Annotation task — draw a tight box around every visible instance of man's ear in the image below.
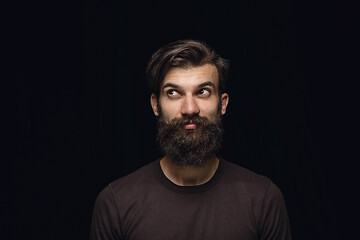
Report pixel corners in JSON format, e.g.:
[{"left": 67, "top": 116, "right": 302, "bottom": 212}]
[
  {"left": 150, "top": 94, "right": 159, "bottom": 116},
  {"left": 220, "top": 93, "right": 229, "bottom": 115}
]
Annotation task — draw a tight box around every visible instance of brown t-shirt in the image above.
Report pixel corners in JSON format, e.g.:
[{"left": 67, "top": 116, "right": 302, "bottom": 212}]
[{"left": 90, "top": 159, "right": 291, "bottom": 240}]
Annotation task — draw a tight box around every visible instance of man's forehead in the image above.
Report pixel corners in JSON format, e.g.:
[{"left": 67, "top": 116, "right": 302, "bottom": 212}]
[
  {"left": 162, "top": 64, "right": 219, "bottom": 85},
  {"left": 161, "top": 64, "right": 219, "bottom": 89}
]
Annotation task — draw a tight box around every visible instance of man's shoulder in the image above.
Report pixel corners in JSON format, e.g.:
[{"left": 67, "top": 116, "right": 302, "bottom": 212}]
[
  {"left": 222, "top": 159, "right": 268, "bottom": 180},
  {"left": 221, "top": 159, "right": 272, "bottom": 193},
  {"left": 108, "top": 160, "right": 160, "bottom": 193},
  {"left": 93, "top": 160, "right": 160, "bottom": 216}
]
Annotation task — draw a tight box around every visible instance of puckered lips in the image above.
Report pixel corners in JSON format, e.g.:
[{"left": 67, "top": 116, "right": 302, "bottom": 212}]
[{"left": 183, "top": 120, "right": 196, "bottom": 130}]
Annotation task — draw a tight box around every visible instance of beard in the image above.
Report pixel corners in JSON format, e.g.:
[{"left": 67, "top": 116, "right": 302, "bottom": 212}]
[{"left": 156, "top": 113, "right": 223, "bottom": 168}]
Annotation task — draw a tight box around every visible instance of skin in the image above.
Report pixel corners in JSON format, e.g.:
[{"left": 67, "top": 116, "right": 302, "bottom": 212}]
[{"left": 150, "top": 64, "right": 229, "bottom": 186}]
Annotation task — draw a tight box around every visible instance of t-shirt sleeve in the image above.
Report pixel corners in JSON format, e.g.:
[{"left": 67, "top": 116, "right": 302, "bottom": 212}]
[
  {"left": 258, "top": 180, "right": 292, "bottom": 240},
  {"left": 90, "top": 185, "right": 123, "bottom": 240}
]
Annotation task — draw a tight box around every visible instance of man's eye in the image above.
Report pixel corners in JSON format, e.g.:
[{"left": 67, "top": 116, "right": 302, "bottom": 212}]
[
  {"left": 198, "top": 89, "right": 210, "bottom": 96},
  {"left": 167, "top": 90, "right": 180, "bottom": 97}
]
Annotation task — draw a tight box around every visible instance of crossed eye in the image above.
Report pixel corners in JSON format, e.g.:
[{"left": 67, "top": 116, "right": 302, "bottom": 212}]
[
  {"left": 198, "top": 89, "right": 210, "bottom": 96},
  {"left": 167, "top": 89, "right": 211, "bottom": 98},
  {"left": 168, "top": 89, "right": 180, "bottom": 96}
]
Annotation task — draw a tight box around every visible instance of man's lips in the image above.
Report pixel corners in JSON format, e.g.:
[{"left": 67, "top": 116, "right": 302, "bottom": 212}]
[{"left": 184, "top": 122, "right": 196, "bottom": 129}]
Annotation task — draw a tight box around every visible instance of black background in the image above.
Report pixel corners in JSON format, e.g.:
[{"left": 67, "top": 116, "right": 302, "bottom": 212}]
[{"left": 9, "top": 0, "right": 357, "bottom": 239}]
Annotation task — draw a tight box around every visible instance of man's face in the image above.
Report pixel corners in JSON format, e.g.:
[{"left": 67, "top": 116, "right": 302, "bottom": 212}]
[
  {"left": 151, "top": 64, "right": 229, "bottom": 123},
  {"left": 150, "top": 64, "right": 229, "bottom": 167}
]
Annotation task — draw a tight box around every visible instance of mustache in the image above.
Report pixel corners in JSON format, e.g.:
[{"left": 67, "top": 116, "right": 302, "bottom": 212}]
[{"left": 158, "top": 115, "right": 216, "bottom": 129}]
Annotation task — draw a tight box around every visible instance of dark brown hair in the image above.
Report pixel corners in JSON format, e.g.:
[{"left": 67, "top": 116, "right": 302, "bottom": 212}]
[{"left": 146, "top": 39, "right": 230, "bottom": 97}]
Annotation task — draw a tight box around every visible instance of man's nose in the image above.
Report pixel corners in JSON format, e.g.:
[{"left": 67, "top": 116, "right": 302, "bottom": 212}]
[{"left": 181, "top": 95, "right": 200, "bottom": 116}]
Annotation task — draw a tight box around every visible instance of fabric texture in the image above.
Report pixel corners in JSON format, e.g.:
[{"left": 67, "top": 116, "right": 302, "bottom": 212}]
[{"left": 90, "top": 159, "right": 291, "bottom": 240}]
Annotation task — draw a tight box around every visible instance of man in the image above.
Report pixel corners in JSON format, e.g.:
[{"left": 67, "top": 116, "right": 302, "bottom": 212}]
[{"left": 90, "top": 39, "right": 292, "bottom": 240}]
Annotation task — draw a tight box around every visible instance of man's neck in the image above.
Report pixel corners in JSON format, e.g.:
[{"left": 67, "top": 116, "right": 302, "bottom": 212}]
[{"left": 160, "top": 156, "right": 219, "bottom": 186}]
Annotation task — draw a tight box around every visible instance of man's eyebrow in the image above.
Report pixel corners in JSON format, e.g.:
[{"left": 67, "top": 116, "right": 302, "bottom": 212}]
[
  {"left": 162, "top": 83, "right": 181, "bottom": 90},
  {"left": 198, "top": 81, "right": 216, "bottom": 89},
  {"left": 162, "top": 81, "right": 216, "bottom": 90}
]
